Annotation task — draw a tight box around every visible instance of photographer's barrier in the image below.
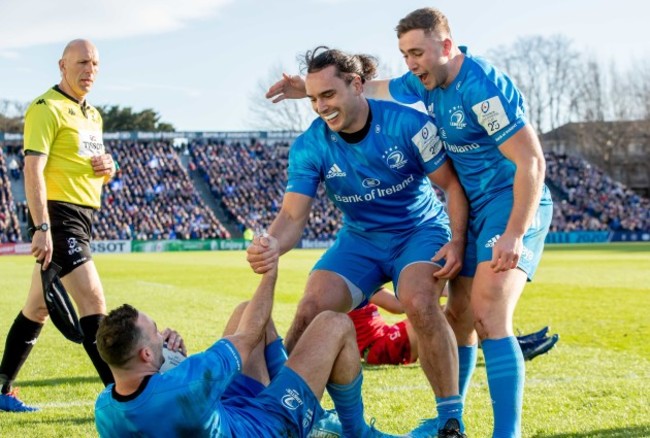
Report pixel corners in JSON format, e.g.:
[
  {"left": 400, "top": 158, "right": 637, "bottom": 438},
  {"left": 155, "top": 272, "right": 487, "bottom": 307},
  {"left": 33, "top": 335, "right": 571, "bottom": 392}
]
[
  {"left": 2, "top": 232, "right": 648, "bottom": 257},
  {"left": 545, "top": 231, "right": 650, "bottom": 244},
  {"left": 131, "top": 239, "right": 249, "bottom": 252},
  {"left": 90, "top": 240, "right": 132, "bottom": 253}
]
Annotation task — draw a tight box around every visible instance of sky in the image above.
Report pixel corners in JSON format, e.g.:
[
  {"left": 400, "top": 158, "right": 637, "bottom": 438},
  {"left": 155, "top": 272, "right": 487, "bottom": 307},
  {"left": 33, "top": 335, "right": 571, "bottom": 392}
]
[{"left": 0, "top": 0, "right": 648, "bottom": 132}]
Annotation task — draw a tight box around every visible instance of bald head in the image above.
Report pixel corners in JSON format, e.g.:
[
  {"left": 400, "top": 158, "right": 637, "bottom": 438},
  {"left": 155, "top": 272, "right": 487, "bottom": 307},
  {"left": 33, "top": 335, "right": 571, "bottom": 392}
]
[
  {"left": 58, "top": 39, "right": 99, "bottom": 101},
  {"left": 61, "top": 39, "right": 96, "bottom": 59}
]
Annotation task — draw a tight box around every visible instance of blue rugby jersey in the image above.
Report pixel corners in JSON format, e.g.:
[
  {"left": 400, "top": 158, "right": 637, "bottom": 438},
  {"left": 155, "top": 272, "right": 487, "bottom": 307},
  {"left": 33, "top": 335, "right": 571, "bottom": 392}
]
[
  {"left": 389, "top": 46, "right": 552, "bottom": 212},
  {"left": 95, "top": 339, "right": 278, "bottom": 437},
  {"left": 287, "top": 98, "right": 449, "bottom": 232}
]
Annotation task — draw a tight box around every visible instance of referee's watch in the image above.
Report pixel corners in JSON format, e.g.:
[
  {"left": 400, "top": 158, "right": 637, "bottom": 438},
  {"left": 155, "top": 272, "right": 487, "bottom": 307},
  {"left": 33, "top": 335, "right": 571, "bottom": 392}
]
[{"left": 35, "top": 223, "right": 50, "bottom": 232}]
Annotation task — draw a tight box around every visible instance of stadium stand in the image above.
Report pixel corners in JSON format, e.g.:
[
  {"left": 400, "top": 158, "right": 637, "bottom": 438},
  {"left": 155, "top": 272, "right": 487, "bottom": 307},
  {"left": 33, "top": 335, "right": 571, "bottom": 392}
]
[
  {"left": 0, "top": 148, "right": 22, "bottom": 243},
  {"left": 545, "top": 152, "right": 649, "bottom": 231},
  {"left": 189, "top": 139, "right": 343, "bottom": 240},
  {"left": 94, "top": 140, "right": 231, "bottom": 240},
  {"left": 2, "top": 140, "right": 648, "bottom": 242}
]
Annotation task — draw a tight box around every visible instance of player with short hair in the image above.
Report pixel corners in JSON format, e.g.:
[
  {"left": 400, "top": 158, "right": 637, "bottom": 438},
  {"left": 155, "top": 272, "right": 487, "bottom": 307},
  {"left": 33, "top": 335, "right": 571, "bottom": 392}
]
[
  {"left": 265, "top": 9, "right": 553, "bottom": 436},
  {"left": 95, "top": 235, "right": 399, "bottom": 438},
  {"left": 248, "top": 46, "right": 469, "bottom": 437},
  {"left": 0, "top": 39, "right": 116, "bottom": 413}
]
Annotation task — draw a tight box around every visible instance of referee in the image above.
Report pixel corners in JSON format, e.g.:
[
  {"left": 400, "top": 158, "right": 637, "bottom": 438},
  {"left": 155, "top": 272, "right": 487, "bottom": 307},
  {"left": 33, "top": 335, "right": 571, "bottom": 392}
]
[{"left": 0, "top": 39, "right": 116, "bottom": 412}]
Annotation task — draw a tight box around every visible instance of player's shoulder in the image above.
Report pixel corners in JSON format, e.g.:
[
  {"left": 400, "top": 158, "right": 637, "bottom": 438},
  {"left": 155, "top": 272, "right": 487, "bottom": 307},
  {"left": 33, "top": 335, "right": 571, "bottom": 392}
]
[
  {"left": 26, "top": 87, "right": 60, "bottom": 113},
  {"left": 460, "top": 48, "right": 517, "bottom": 93},
  {"left": 94, "top": 385, "right": 114, "bottom": 409},
  {"left": 369, "top": 99, "right": 430, "bottom": 136},
  {"left": 292, "top": 118, "right": 330, "bottom": 151}
]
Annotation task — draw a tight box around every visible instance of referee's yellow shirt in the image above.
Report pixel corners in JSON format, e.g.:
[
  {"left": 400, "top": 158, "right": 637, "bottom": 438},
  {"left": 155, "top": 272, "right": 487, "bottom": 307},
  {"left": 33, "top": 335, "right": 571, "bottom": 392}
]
[{"left": 24, "top": 86, "right": 105, "bottom": 209}]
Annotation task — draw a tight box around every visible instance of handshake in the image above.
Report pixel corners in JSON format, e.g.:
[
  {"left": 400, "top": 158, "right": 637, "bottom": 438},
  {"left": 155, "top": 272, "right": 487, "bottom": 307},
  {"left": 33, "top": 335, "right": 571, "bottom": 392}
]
[{"left": 247, "top": 233, "right": 280, "bottom": 274}]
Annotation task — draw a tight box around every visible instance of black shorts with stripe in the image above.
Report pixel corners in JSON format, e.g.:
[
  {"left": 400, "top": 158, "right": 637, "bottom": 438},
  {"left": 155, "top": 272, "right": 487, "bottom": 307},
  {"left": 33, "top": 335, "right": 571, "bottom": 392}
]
[{"left": 28, "top": 201, "right": 94, "bottom": 277}]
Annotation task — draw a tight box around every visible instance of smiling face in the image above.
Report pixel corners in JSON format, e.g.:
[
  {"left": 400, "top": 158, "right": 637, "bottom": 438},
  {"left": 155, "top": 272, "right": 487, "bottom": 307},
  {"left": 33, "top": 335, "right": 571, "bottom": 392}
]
[
  {"left": 58, "top": 39, "right": 99, "bottom": 101},
  {"left": 305, "top": 65, "right": 367, "bottom": 133},
  {"left": 398, "top": 29, "right": 451, "bottom": 90}
]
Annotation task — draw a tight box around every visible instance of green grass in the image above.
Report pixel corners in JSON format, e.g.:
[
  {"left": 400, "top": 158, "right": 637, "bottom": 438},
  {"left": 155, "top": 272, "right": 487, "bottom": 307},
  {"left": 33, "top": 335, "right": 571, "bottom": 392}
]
[{"left": 1, "top": 243, "right": 649, "bottom": 437}]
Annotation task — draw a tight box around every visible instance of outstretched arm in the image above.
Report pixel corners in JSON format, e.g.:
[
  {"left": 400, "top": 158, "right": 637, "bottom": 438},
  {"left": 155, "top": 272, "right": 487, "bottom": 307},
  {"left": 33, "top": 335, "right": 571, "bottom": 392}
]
[
  {"left": 226, "top": 235, "right": 279, "bottom": 365},
  {"left": 247, "top": 192, "right": 313, "bottom": 273},
  {"left": 266, "top": 74, "right": 395, "bottom": 102}
]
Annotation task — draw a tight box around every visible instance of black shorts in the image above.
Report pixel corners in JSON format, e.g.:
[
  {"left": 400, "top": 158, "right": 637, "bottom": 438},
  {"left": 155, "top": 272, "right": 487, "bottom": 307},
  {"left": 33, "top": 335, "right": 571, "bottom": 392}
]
[{"left": 28, "top": 201, "right": 94, "bottom": 277}]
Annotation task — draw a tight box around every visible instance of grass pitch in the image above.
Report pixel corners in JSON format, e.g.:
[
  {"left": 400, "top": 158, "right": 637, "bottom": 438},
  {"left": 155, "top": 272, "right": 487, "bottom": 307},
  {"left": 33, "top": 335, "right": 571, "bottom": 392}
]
[{"left": 0, "top": 243, "right": 649, "bottom": 437}]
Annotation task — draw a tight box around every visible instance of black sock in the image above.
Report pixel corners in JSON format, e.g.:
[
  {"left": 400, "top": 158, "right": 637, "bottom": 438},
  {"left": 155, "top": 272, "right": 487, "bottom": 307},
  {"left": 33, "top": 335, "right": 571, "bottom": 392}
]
[
  {"left": 80, "top": 314, "right": 114, "bottom": 386},
  {"left": 0, "top": 312, "right": 43, "bottom": 394}
]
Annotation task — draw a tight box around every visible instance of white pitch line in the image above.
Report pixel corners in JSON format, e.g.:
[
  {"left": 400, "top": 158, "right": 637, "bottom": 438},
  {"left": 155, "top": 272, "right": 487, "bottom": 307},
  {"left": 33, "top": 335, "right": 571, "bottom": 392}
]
[{"left": 39, "top": 400, "right": 95, "bottom": 408}]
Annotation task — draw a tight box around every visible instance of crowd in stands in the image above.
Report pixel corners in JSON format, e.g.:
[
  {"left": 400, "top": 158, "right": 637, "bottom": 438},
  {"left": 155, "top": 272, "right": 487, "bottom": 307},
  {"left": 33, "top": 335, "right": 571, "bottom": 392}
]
[
  {"left": 190, "top": 139, "right": 342, "bottom": 240},
  {"left": 95, "top": 141, "right": 230, "bottom": 241},
  {"left": 545, "top": 152, "right": 649, "bottom": 232},
  {"left": 0, "top": 148, "right": 22, "bottom": 243},
  {"left": 2, "top": 141, "right": 649, "bottom": 244}
]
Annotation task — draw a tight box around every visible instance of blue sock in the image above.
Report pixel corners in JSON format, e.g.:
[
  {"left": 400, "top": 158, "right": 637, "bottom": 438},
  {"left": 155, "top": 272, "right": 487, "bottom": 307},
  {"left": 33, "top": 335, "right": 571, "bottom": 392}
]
[
  {"left": 436, "top": 395, "right": 464, "bottom": 432},
  {"left": 264, "top": 337, "right": 288, "bottom": 380},
  {"left": 482, "top": 336, "right": 524, "bottom": 438},
  {"left": 327, "top": 372, "right": 369, "bottom": 437},
  {"left": 458, "top": 344, "right": 478, "bottom": 402}
]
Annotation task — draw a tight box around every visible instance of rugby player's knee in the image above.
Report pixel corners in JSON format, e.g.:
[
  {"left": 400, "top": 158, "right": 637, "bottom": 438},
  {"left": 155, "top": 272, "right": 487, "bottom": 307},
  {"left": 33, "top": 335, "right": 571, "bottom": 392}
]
[
  {"left": 472, "top": 308, "right": 501, "bottom": 339},
  {"left": 313, "top": 311, "right": 354, "bottom": 337},
  {"left": 402, "top": 290, "right": 439, "bottom": 315}
]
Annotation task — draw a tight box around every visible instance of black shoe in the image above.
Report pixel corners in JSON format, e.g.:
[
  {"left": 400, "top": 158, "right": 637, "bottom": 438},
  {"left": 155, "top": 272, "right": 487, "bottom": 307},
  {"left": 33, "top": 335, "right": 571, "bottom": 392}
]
[
  {"left": 438, "top": 419, "right": 466, "bottom": 438},
  {"left": 520, "top": 334, "right": 559, "bottom": 361},
  {"left": 516, "top": 326, "right": 549, "bottom": 343}
]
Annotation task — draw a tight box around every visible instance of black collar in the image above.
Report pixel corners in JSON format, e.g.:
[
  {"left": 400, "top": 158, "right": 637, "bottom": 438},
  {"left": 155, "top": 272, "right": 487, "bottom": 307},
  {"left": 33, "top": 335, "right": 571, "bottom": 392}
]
[
  {"left": 53, "top": 85, "right": 89, "bottom": 118},
  {"left": 338, "top": 106, "right": 372, "bottom": 144},
  {"left": 111, "top": 374, "right": 153, "bottom": 402},
  {"left": 53, "top": 85, "right": 83, "bottom": 104}
]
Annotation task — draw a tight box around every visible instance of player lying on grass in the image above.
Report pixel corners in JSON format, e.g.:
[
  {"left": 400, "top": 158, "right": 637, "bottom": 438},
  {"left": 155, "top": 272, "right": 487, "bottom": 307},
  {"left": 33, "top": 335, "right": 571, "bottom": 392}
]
[
  {"left": 351, "top": 288, "right": 559, "bottom": 366},
  {"left": 94, "top": 234, "right": 400, "bottom": 438}
]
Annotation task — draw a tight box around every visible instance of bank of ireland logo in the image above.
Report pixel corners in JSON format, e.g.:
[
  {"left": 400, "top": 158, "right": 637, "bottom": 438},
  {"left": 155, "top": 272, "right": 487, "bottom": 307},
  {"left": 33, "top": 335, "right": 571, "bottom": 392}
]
[
  {"left": 382, "top": 146, "right": 408, "bottom": 170},
  {"left": 450, "top": 110, "right": 467, "bottom": 129},
  {"left": 362, "top": 178, "right": 380, "bottom": 188},
  {"left": 281, "top": 388, "right": 303, "bottom": 410},
  {"left": 481, "top": 101, "right": 490, "bottom": 113}
]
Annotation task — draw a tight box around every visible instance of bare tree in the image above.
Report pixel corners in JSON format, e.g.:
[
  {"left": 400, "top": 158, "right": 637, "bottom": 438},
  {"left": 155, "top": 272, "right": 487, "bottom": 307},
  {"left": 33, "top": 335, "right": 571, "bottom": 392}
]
[
  {"left": 0, "top": 99, "right": 28, "bottom": 133},
  {"left": 488, "top": 35, "right": 582, "bottom": 134},
  {"left": 570, "top": 56, "right": 606, "bottom": 122},
  {"left": 625, "top": 60, "right": 650, "bottom": 120},
  {"left": 248, "top": 64, "right": 314, "bottom": 132}
]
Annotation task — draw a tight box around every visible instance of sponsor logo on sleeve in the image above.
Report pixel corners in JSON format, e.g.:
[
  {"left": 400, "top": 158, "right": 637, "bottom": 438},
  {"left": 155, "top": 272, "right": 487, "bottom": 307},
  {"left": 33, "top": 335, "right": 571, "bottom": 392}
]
[
  {"left": 412, "top": 121, "right": 443, "bottom": 162},
  {"left": 472, "top": 96, "right": 510, "bottom": 135}
]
